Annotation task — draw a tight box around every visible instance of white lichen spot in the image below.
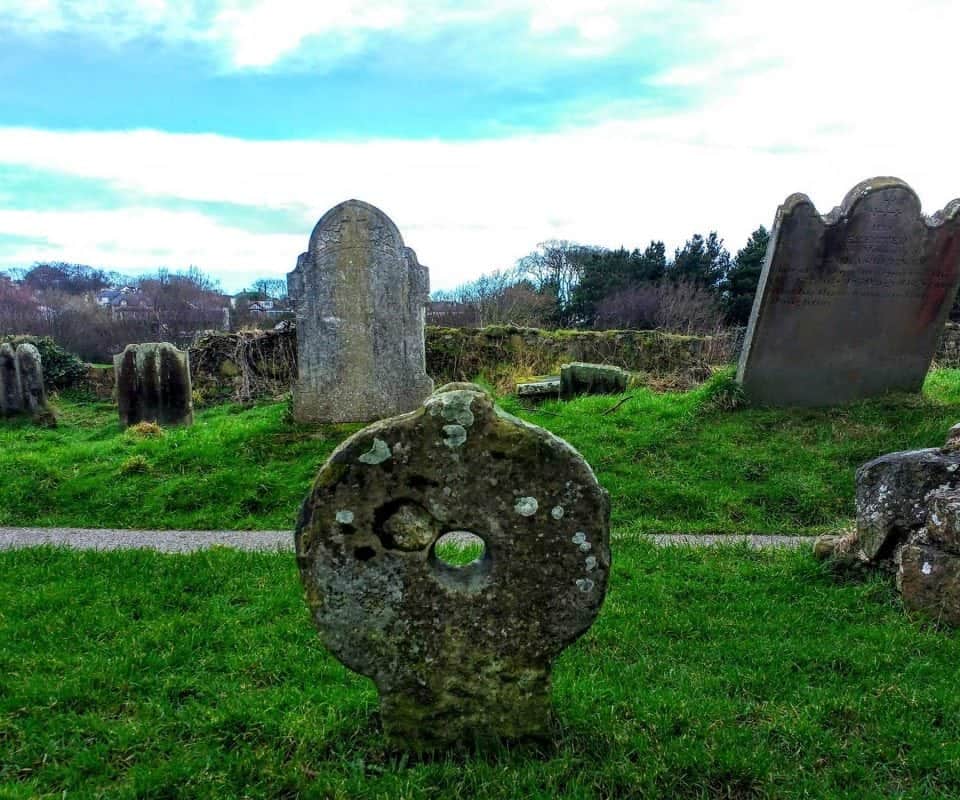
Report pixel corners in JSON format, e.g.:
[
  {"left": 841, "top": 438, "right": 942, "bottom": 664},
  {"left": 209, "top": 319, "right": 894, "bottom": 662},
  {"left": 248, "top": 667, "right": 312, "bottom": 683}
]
[
  {"left": 585, "top": 555, "right": 597, "bottom": 571},
  {"left": 358, "top": 438, "right": 392, "bottom": 465},
  {"left": 580, "top": 542, "right": 592, "bottom": 552},
  {"left": 442, "top": 424, "right": 467, "bottom": 449},
  {"left": 443, "top": 486, "right": 452, "bottom": 497},
  {"left": 922, "top": 561, "right": 933, "bottom": 575},
  {"left": 949, "top": 464, "right": 958, "bottom": 473},
  {"left": 551, "top": 505, "right": 565, "bottom": 520},
  {"left": 576, "top": 578, "right": 594, "bottom": 593},
  {"left": 335, "top": 510, "right": 354, "bottom": 525},
  {"left": 572, "top": 531, "right": 587, "bottom": 545},
  {"left": 515, "top": 496, "right": 539, "bottom": 516}
]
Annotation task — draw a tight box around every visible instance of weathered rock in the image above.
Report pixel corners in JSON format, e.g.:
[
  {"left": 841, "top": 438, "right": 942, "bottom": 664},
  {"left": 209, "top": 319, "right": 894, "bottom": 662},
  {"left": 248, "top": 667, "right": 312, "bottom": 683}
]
[
  {"left": 114, "top": 343, "right": 193, "bottom": 428},
  {"left": 559, "top": 362, "right": 629, "bottom": 399},
  {"left": 918, "top": 486, "right": 960, "bottom": 554},
  {"left": 899, "top": 544, "right": 960, "bottom": 626},
  {"left": 295, "top": 382, "right": 611, "bottom": 750},
  {"left": 853, "top": 446, "right": 960, "bottom": 563},
  {"left": 0, "top": 343, "right": 23, "bottom": 416},
  {"left": 738, "top": 177, "right": 960, "bottom": 406},
  {"left": 286, "top": 199, "right": 433, "bottom": 423}
]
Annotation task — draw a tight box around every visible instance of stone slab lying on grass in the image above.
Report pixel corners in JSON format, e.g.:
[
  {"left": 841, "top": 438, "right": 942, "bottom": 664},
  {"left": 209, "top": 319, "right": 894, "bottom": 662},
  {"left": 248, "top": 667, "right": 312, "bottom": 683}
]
[
  {"left": 516, "top": 376, "right": 559, "bottom": 398},
  {"left": 294, "top": 382, "right": 611, "bottom": 750},
  {"left": 559, "top": 362, "right": 629, "bottom": 398}
]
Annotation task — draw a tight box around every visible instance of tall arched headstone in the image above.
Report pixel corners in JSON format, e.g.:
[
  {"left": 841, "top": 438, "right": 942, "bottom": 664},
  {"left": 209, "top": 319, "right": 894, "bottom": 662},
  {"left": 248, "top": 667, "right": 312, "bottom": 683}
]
[
  {"left": 737, "top": 177, "right": 960, "bottom": 406},
  {"left": 114, "top": 342, "right": 193, "bottom": 428},
  {"left": 286, "top": 199, "right": 433, "bottom": 423}
]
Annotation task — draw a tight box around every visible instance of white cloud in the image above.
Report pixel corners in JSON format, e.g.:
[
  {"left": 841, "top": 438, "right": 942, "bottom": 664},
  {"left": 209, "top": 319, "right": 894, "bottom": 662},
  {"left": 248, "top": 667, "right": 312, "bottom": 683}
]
[{"left": 1, "top": 0, "right": 959, "bottom": 291}]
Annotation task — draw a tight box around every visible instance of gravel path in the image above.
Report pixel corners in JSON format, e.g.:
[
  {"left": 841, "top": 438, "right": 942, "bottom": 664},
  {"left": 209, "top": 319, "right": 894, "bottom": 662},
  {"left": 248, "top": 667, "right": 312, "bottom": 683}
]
[{"left": 0, "top": 527, "right": 809, "bottom": 553}]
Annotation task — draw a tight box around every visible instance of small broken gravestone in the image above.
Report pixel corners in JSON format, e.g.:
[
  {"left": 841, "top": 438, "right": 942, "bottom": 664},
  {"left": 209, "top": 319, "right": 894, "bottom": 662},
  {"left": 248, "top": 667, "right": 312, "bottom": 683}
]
[
  {"left": 0, "top": 342, "right": 51, "bottom": 421},
  {"left": 114, "top": 342, "right": 193, "bottom": 428},
  {"left": 294, "top": 382, "right": 611, "bottom": 749},
  {"left": 737, "top": 177, "right": 960, "bottom": 406},
  {"left": 815, "top": 424, "right": 960, "bottom": 626},
  {"left": 560, "top": 362, "right": 629, "bottom": 399},
  {"left": 286, "top": 199, "right": 434, "bottom": 423}
]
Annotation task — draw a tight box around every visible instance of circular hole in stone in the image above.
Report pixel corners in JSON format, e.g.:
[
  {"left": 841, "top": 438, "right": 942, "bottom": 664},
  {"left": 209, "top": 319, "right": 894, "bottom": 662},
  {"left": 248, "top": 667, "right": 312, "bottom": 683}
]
[
  {"left": 432, "top": 531, "right": 486, "bottom": 568},
  {"left": 353, "top": 546, "right": 376, "bottom": 561}
]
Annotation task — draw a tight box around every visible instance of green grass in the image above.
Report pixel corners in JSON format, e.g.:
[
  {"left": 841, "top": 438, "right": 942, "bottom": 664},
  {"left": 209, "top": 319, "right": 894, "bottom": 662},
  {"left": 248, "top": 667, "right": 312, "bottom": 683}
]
[
  {"left": 2, "top": 543, "right": 959, "bottom": 798},
  {"left": 3, "top": 371, "right": 960, "bottom": 534}
]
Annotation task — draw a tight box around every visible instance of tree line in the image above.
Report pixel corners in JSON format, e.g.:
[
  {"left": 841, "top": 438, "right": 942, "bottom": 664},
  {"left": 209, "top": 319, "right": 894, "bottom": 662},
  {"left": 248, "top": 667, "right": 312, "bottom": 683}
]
[{"left": 432, "top": 228, "right": 770, "bottom": 333}]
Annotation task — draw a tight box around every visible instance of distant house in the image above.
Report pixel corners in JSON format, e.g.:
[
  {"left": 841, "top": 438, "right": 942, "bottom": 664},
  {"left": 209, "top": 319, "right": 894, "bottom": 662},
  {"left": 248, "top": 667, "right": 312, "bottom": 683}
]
[
  {"left": 245, "top": 298, "right": 291, "bottom": 317},
  {"left": 96, "top": 287, "right": 152, "bottom": 320}
]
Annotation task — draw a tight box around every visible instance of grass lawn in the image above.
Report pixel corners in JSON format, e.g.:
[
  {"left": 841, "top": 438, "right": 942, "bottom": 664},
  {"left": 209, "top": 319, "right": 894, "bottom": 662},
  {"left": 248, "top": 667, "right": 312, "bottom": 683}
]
[
  {"left": 2, "top": 543, "right": 959, "bottom": 798},
  {"left": 3, "top": 370, "right": 960, "bottom": 534}
]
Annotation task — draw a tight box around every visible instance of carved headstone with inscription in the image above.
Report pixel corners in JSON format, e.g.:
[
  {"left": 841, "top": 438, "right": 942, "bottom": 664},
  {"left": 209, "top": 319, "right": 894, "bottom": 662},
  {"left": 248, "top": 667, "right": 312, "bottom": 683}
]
[
  {"left": 738, "top": 177, "right": 960, "bottom": 406},
  {"left": 287, "top": 199, "right": 433, "bottom": 423}
]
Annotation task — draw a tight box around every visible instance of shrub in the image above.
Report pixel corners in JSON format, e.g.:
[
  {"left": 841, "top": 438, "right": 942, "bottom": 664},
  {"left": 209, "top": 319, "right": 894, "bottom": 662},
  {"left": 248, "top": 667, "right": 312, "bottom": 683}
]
[
  {"left": 0, "top": 335, "right": 87, "bottom": 392},
  {"left": 119, "top": 455, "right": 150, "bottom": 475},
  {"left": 125, "top": 421, "right": 164, "bottom": 439}
]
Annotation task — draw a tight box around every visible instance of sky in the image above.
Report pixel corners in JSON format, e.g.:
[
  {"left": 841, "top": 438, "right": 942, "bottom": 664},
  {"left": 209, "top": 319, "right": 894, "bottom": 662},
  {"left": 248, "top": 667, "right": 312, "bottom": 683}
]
[{"left": 0, "top": 0, "right": 959, "bottom": 294}]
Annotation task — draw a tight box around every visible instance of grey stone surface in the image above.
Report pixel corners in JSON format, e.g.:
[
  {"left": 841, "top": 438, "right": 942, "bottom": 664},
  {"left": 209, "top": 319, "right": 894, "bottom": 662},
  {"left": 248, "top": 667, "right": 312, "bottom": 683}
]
[
  {"left": 1, "top": 343, "right": 50, "bottom": 419},
  {"left": 294, "top": 382, "right": 611, "bottom": 749},
  {"left": 738, "top": 177, "right": 960, "bottom": 406},
  {"left": 560, "top": 362, "right": 629, "bottom": 398},
  {"left": 287, "top": 199, "right": 433, "bottom": 423},
  {"left": 16, "top": 344, "right": 47, "bottom": 415},
  {"left": 0, "top": 343, "right": 23, "bottom": 415},
  {"left": 114, "top": 342, "right": 193, "bottom": 428},
  {"left": 815, "top": 428, "right": 960, "bottom": 625},
  {"left": 516, "top": 376, "right": 560, "bottom": 398}
]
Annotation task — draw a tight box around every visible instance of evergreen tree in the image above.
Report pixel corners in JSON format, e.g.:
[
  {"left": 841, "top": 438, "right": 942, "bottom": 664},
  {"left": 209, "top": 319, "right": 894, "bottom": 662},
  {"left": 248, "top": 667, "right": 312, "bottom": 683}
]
[
  {"left": 721, "top": 226, "right": 769, "bottom": 325},
  {"left": 668, "top": 232, "right": 731, "bottom": 289}
]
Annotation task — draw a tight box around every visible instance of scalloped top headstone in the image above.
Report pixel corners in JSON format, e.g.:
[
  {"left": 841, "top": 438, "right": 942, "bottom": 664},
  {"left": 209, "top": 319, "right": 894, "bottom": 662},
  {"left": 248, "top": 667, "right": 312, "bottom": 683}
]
[
  {"left": 114, "top": 342, "right": 193, "bottom": 428},
  {"left": 737, "top": 177, "right": 960, "bottom": 406},
  {"left": 286, "top": 200, "right": 433, "bottom": 423},
  {"left": 294, "top": 383, "right": 611, "bottom": 750}
]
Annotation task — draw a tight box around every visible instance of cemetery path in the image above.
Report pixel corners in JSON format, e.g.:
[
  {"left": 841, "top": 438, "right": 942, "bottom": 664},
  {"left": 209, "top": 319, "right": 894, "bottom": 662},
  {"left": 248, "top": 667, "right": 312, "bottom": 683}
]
[{"left": 0, "top": 527, "right": 809, "bottom": 553}]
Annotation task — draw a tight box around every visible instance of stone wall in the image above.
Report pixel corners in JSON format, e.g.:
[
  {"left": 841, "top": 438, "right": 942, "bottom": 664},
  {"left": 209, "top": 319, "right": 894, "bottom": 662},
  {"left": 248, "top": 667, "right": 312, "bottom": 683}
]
[
  {"left": 78, "top": 325, "right": 745, "bottom": 404},
  {"left": 936, "top": 323, "right": 960, "bottom": 367}
]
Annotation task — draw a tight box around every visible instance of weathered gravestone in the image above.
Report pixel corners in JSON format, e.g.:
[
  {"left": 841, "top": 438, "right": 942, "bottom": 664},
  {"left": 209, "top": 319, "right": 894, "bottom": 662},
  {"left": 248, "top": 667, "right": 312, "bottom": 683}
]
[
  {"left": 114, "top": 342, "right": 193, "bottom": 428},
  {"left": 560, "top": 362, "right": 630, "bottom": 399},
  {"left": 287, "top": 199, "right": 433, "bottom": 423},
  {"left": 16, "top": 344, "right": 48, "bottom": 416},
  {"left": 295, "top": 382, "right": 611, "bottom": 749},
  {"left": 738, "top": 177, "right": 960, "bottom": 406},
  {"left": 815, "top": 424, "right": 960, "bottom": 626},
  {"left": 0, "top": 343, "right": 22, "bottom": 415},
  {"left": 0, "top": 343, "right": 50, "bottom": 419}
]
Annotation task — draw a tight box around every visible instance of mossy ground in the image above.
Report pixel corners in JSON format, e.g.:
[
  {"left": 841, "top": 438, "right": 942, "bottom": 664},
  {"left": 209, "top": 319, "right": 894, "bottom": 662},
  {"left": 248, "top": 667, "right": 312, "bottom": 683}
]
[
  {"left": 2, "top": 543, "right": 958, "bottom": 798},
  {"left": 4, "top": 370, "right": 960, "bottom": 534}
]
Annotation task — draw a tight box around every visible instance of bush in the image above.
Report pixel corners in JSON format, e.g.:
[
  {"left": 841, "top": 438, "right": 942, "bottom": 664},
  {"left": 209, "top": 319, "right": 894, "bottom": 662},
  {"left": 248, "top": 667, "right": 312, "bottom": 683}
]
[
  {"left": 125, "top": 421, "right": 164, "bottom": 439},
  {"left": 0, "top": 335, "right": 88, "bottom": 392}
]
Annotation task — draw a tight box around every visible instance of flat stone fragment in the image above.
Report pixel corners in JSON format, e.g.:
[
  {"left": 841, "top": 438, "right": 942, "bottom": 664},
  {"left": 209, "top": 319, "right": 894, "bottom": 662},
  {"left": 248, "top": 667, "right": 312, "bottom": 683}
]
[
  {"left": 114, "top": 342, "right": 193, "bottom": 428},
  {"left": 899, "top": 544, "right": 960, "bottom": 626},
  {"left": 560, "top": 362, "right": 629, "bottom": 399},
  {"left": 738, "top": 177, "right": 960, "bottom": 406},
  {"left": 516, "top": 377, "right": 560, "bottom": 398},
  {"left": 286, "top": 199, "right": 433, "bottom": 423},
  {"left": 294, "top": 382, "right": 611, "bottom": 750}
]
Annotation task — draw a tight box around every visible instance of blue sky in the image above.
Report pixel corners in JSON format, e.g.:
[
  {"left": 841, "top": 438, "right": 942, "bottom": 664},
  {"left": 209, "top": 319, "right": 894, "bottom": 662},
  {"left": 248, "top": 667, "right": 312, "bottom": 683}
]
[{"left": 0, "top": 0, "right": 958, "bottom": 292}]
